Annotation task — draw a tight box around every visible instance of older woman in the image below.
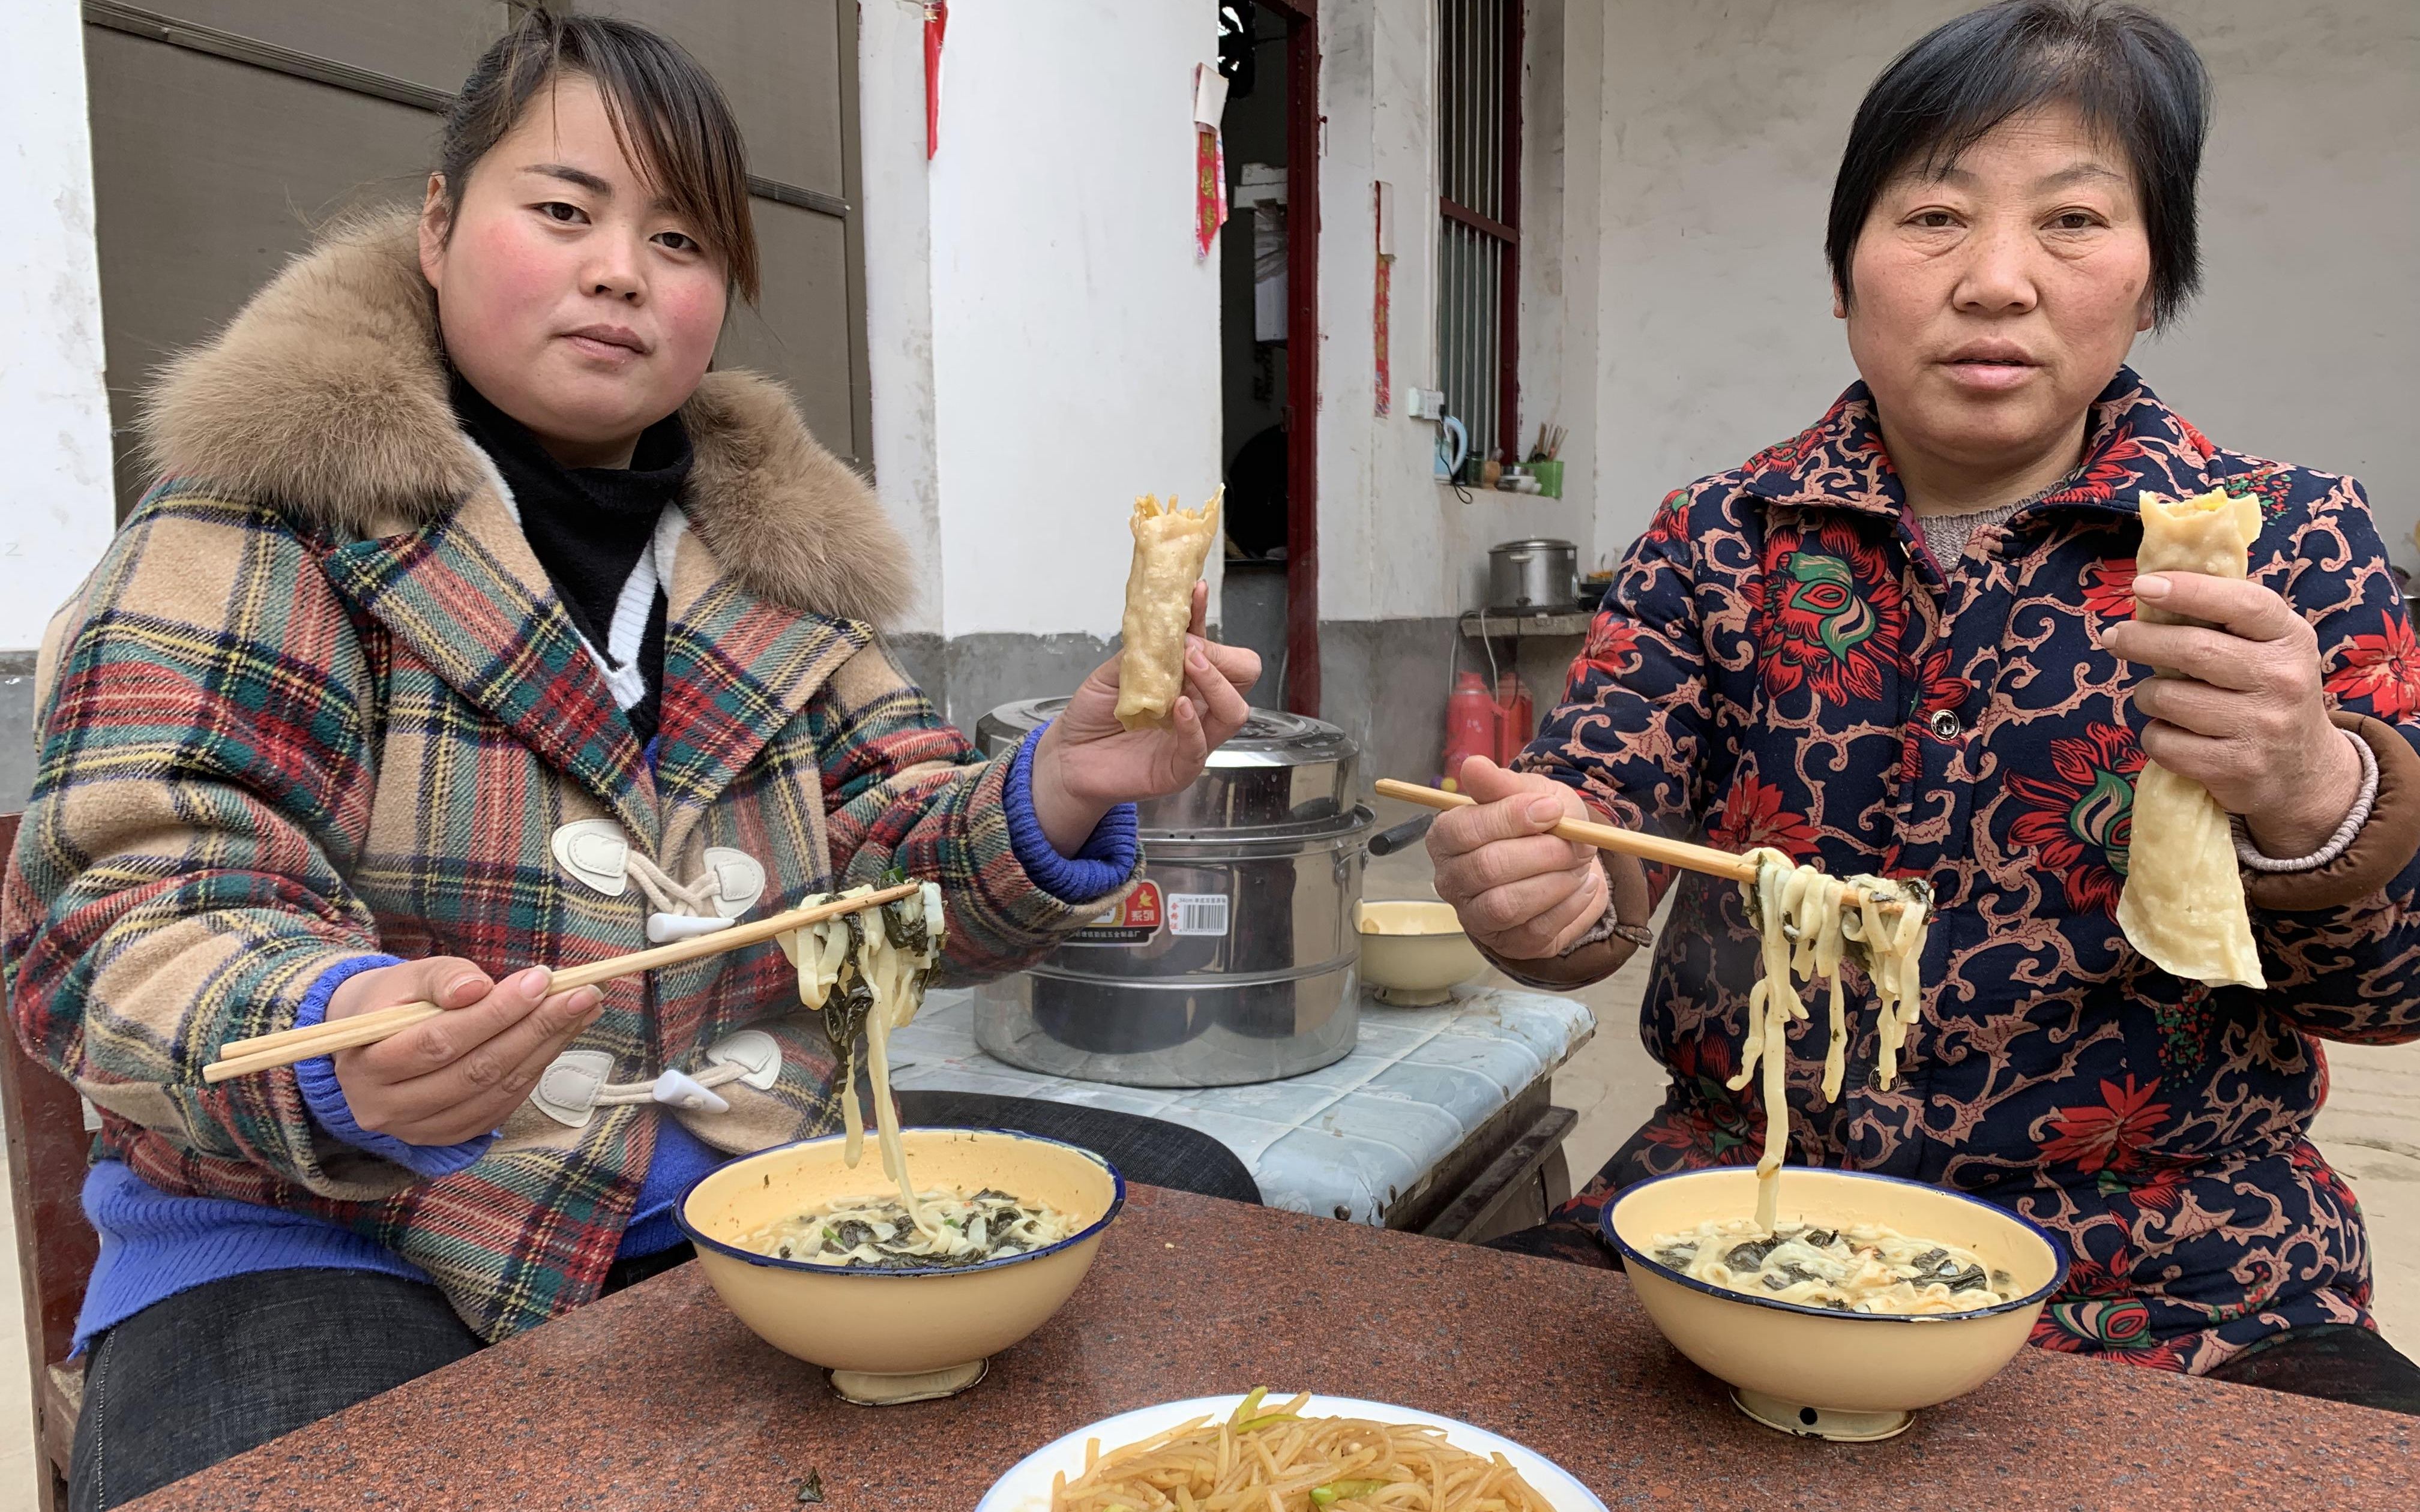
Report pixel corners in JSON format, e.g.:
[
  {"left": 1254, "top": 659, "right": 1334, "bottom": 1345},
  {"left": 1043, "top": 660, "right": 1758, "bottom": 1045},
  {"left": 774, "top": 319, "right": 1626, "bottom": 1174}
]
[{"left": 1433, "top": 0, "right": 2420, "bottom": 1412}]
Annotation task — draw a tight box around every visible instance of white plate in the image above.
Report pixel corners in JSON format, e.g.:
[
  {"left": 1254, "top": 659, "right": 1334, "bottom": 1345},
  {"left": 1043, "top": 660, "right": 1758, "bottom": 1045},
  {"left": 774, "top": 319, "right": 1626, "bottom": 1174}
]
[{"left": 977, "top": 1393, "right": 1608, "bottom": 1511}]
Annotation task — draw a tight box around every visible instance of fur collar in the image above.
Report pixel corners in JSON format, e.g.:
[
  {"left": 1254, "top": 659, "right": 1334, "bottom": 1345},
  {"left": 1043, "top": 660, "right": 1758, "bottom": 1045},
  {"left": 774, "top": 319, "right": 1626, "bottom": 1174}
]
[{"left": 139, "top": 211, "right": 913, "bottom": 627}]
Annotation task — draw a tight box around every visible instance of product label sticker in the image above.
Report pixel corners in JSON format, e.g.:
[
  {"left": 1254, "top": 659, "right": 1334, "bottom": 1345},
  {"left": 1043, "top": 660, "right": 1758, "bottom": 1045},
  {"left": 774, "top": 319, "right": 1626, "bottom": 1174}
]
[
  {"left": 1068, "top": 880, "right": 1163, "bottom": 946},
  {"left": 1166, "top": 892, "right": 1232, "bottom": 937}
]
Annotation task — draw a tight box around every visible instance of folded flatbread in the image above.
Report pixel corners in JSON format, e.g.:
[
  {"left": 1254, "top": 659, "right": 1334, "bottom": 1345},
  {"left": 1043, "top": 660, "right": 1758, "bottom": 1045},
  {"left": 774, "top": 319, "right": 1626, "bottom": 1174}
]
[
  {"left": 1115, "top": 490, "right": 1222, "bottom": 732},
  {"left": 2114, "top": 487, "right": 2266, "bottom": 989}
]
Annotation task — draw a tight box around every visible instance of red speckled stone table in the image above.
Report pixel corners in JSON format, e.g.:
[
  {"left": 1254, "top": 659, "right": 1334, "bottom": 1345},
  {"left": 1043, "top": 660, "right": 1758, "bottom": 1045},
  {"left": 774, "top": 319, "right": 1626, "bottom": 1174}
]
[{"left": 127, "top": 1187, "right": 2415, "bottom": 1510}]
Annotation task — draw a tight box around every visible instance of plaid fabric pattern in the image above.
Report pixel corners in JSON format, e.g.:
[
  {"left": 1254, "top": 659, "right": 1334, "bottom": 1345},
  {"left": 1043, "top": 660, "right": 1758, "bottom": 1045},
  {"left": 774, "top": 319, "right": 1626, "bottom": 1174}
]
[{"left": 5, "top": 460, "right": 1121, "bottom": 1342}]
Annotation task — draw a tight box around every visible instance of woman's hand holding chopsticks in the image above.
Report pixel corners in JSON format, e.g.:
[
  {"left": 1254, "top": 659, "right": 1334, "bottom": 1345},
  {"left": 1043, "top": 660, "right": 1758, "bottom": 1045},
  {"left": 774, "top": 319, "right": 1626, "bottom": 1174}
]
[
  {"left": 322, "top": 959, "right": 604, "bottom": 1145},
  {"left": 1427, "top": 755, "right": 1611, "bottom": 960}
]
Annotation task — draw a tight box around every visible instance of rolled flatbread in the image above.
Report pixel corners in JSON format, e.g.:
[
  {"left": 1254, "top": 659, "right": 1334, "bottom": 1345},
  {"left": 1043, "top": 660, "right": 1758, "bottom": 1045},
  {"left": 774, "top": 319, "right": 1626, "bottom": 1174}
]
[
  {"left": 2114, "top": 487, "right": 2266, "bottom": 989},
  {"left": 1115, "top": 490, "right": 1222, "bottom": 732}
]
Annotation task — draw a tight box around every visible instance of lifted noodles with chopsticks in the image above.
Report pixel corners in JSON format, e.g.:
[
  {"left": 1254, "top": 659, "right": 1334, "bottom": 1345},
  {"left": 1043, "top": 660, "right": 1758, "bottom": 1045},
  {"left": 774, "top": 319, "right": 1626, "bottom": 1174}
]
[
  {"left": 753, "top": 880, "right": 1074, "bottom": 1270},
  {"left": 1732, "top": 850, "right": 1932, "bottom": 1232}
]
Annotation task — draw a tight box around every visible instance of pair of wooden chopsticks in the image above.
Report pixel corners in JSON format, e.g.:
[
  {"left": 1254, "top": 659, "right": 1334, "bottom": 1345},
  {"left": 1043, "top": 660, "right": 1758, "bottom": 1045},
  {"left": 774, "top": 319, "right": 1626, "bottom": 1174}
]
[
  {"left": 202, "top": 882, "right": 923, "bottom": 1084},
  {"left": 1374, "top": 779, "right": 1907, "bottom": 910}
]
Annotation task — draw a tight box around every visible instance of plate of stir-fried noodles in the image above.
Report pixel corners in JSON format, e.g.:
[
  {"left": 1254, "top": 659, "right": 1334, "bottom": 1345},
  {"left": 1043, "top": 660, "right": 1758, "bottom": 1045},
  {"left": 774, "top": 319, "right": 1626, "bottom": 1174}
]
[{"left": 978, "top": 1388, "right": 1606, "bottom": 1511}]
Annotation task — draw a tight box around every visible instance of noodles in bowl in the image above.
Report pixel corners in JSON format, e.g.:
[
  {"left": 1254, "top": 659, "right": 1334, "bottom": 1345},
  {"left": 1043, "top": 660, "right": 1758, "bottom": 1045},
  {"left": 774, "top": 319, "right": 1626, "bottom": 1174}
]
[
  {"left": 679, "top": 1128, "right": 1125, "bottom": 1402},
  {"left": 738, "top": 1189, "right": 1079, "bottom": 1269},
  {"left": 1602, "top": 1166, "right": 2066, "bottom": 1436},
  {"left": 1649, "top": 1217, "right": 2015, "bottom": 1316},
  {"left": 760, "top": 882, "right": 1073, "bottom": 1274},
  {"left": 1049, "top": 1390, "right": 1564, "bottom": 1511}
]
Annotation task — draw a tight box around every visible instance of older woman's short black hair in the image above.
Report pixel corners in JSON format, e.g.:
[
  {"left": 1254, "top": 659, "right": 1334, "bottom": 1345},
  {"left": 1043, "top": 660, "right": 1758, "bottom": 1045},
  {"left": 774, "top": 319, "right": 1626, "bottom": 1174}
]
[{"left": 1826, "top": 1, "right": 2210, "bottom": 325}]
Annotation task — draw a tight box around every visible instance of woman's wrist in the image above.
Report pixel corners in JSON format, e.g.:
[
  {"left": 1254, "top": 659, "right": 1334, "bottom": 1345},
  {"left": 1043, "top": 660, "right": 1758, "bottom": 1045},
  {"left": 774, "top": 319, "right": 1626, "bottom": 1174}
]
[
  {"left": 1027, "top": 722, "right": 1116, "bottom": 856},
  {"left": 2243, "top": 721, "right": 2367, "bottom": 859}
]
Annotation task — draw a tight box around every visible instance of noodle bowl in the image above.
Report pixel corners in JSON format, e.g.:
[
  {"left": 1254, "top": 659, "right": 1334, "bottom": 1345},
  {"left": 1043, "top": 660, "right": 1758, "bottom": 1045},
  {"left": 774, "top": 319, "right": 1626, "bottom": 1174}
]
[{"left": 1050, "top": 1390, "right": 1559, "bottom": 1511}]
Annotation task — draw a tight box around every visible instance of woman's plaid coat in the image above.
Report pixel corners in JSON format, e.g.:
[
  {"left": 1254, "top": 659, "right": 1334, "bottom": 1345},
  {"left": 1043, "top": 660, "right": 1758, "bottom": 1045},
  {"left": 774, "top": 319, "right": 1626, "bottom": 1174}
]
[{"left": 1, "top": 215, "right": 1128, "bottom": 1340}]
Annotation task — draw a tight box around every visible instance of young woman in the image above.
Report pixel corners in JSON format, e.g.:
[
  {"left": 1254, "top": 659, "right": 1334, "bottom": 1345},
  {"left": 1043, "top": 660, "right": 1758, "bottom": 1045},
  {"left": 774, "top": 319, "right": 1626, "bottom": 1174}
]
[
  {"left": 1431, "top": 1, "right": 2420, "bottom": 1412},
  {"left": 4, "top": 15, "right": 1257, "bottom": 1507}
]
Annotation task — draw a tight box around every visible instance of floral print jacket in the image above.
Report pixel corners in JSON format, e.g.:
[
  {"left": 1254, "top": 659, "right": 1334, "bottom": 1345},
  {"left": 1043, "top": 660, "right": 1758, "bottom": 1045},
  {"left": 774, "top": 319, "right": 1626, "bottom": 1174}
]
[{"left": 1529, "top": 369, "right": 2420, "bottom": 1373}]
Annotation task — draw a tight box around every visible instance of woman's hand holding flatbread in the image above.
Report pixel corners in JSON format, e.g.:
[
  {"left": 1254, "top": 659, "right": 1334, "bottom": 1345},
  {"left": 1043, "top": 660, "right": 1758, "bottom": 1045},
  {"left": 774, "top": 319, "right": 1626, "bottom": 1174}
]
[
  {"left": 2104, "top": 571, "right": 2362, "bottom": 856},
  {"left": 1029, "top": 581, "right": 1260, "bottom": 854}
]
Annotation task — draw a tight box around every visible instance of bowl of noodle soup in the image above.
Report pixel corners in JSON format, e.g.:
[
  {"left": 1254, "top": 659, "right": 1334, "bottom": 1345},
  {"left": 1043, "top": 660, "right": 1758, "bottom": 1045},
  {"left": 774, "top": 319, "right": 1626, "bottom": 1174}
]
[
  {"left": 1601, "top": 1167, "right": 2065, "bottom": 1439},
  {"left": 679, "top": 1127, "right": 1124, "bottom": 1403}
]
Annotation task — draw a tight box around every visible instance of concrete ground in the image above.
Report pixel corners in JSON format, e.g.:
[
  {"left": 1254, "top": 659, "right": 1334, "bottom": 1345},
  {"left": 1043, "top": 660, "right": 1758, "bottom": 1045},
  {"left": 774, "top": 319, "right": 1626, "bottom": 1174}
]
[{"left": 0, "top": 827, "right": 2406, "bottom": 1511}]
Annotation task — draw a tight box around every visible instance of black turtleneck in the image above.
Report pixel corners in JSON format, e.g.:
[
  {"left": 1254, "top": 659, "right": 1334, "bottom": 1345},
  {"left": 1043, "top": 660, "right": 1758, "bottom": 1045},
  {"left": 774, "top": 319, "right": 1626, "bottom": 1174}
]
[{"left": 450, "top": 373, "right": 692, "bottom": 744}]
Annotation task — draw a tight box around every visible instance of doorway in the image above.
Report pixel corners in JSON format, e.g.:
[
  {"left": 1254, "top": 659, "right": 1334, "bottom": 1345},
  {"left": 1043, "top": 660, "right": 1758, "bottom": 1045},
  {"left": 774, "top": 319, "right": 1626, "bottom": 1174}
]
[{"left": 1217, "top": 0, "right": 1319, "bottom": 716}]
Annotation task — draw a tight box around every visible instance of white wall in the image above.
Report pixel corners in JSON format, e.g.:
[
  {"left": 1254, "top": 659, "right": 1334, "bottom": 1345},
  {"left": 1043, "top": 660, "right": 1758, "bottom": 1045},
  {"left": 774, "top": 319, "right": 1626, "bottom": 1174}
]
[
  {"left": 924, "top": 1, "right": 1224, "bottom": 640},
  {"left": 1, "top": 2, "right": 116, "bottom": 648},
  {"left": 1317, "top": 0, "right": 1602, "bottom": 626},
  {"left": 1592, "top": 0, "right": 2420, "bottom": 564},
  {"left": 856, "top": 0, "right": 945, "bottom": 638}
]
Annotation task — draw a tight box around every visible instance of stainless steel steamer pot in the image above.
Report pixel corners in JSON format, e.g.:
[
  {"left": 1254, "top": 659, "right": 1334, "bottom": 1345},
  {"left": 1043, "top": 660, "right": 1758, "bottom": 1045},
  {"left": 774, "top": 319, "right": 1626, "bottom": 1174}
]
[
  {"left": 972, "top": 700, "right": 1374, "bottom": 1087},
  {"left": 1487, "top": 538, "right": 1580, "bottom": 612}
]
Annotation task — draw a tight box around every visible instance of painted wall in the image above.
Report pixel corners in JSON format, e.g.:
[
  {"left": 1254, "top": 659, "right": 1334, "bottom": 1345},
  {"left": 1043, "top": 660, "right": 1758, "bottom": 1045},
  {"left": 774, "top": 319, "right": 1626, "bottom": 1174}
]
[
  {"left": 924, "top": 0, "right": 1224, "bottom": 643},
  {"left": 3, "top": 4, "right": 115, "bottom": 643},
  {"left": 1, "top": 3, "right": 116, "bottom": 802},
  {"left": 1591, "top": 0, "right": 2420, "bottom": 561},
  {"left": 856, "top": 0, "right": 945, "bottom": 640}
]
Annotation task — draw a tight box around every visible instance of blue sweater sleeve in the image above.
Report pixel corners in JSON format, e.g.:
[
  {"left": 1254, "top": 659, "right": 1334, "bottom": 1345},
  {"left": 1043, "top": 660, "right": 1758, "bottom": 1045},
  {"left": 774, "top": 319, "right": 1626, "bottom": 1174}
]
[
  {"left": 291, "top": 955, "right": 497, "bottom": 1180},
  {"left": 1004, "top": 723, "right": 1141, "bottom": 904}
]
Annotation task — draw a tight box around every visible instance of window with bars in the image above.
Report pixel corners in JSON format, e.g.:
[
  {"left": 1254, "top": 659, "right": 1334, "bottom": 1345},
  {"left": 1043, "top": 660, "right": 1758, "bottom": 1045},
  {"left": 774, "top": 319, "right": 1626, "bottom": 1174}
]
[{"left": 1437, "top": 0, "right": 1522, "bottom": 472}]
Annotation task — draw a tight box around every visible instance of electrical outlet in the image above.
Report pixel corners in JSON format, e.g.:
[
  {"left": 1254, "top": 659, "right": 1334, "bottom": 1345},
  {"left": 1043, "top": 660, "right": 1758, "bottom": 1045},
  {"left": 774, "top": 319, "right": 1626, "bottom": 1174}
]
[{"left": 1407, "top": 388, "right": 1448, "bottom": 421}]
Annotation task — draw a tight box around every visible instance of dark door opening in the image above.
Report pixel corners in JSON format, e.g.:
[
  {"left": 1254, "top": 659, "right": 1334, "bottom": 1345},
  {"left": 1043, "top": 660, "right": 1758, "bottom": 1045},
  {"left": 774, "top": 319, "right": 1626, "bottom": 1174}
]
[{"left": 1217, "top": 0, "right": 1319, "bottom": 716}]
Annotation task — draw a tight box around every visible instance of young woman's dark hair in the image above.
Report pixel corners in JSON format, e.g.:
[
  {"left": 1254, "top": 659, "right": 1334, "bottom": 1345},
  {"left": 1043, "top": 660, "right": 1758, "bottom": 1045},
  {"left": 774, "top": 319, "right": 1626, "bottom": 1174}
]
[
  {"left": 438, "top": 9, "right": 760, "bottom": 301},
  {"left": 1826, "top": 0, "right": 2209, "bottom": 325}
]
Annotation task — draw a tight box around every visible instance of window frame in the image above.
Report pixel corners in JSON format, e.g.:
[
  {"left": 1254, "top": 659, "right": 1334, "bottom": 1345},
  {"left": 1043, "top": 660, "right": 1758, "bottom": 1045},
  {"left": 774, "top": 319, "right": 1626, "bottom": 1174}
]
[{"left": 1436, "top": 0, "right": 1523, "bottom": 467}]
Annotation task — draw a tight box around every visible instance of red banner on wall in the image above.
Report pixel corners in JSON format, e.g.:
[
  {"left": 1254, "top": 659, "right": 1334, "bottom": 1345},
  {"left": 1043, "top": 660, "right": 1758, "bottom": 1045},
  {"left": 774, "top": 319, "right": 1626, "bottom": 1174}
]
[{"left": 924, "top": 2, "right": 948, "bottom": 160}]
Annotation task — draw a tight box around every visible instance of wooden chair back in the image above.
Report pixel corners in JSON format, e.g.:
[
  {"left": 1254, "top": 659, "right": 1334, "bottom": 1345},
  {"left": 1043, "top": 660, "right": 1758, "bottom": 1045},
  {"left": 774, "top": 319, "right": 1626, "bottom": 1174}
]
[{"left": 0, "top": 810, "right": 94, "bottom": 1508}]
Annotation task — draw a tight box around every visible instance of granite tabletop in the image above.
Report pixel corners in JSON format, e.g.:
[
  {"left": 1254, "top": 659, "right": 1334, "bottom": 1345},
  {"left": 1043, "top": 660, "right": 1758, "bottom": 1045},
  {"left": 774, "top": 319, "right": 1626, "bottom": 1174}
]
[
  {"left": 891, "top": 986, "right": 1596, "bottom": 1224},
  {"left": 127, "top": 1186, "right": 2415, "bottom": 1511}
]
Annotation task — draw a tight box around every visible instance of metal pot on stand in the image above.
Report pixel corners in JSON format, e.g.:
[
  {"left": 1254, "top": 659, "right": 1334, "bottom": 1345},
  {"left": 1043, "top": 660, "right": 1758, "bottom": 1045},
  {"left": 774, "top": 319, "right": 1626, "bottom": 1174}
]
[{"left": 971, "top": 701, "right": 1376, "bottom": 1088}]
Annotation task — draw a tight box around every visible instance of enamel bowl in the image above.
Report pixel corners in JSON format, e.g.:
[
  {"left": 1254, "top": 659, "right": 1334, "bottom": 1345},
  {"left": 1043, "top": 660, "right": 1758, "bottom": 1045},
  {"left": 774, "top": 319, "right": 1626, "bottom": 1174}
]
[
  {"left": 1602, "top": 1168, "right": 2066, "bottom": 1441},
  {"left": 679, "top": 1127, "right": 1123, "bottom": 1405},
  {"left": 1356, "top": 899, "right": 1488, "bottom": 1005}
]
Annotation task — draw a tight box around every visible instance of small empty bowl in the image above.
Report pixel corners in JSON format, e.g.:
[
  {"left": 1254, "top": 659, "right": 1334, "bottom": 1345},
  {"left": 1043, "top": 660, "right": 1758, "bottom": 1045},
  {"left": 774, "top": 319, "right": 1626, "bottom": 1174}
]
[
  {"left": 679, "top": 1127, "right": 1123, "bottom": 1406},
  {"left": 1601, "top": 1167, "right": 2066, "bottom": 1441},
  {"left": 1356, "top": 899, "right": 1487, "bottom": 1005}
]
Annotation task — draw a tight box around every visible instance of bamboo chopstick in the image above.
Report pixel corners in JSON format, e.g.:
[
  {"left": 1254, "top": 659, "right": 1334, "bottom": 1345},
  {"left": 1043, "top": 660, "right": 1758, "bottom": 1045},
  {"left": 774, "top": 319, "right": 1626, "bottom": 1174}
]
[
  {"left": 1376, "top": 778, "right": 1761, "bottom": 884},
  {"left": 202, "top": 881, "right": 923, "bottom": 1084},
  {"left": 1374, "top": 778, "right": 1908, "bottom": 912}
]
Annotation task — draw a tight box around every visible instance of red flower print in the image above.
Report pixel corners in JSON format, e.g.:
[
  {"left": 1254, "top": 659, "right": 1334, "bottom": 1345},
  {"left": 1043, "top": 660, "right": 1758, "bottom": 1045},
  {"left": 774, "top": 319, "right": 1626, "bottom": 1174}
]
[
  {"left": 1757, "top": 520, "right": 1906, "bottom": 706},
  {"left": 2005, "top": 722, "right": 2144, "bottom": 915},
  {"left": 1640, "top": 1032, "right": 1760, "bottom": 1165},
  {"left": 2037, "top": 1075, "right": 2170, "bottom": 1176},
  {"left": 2325, "top": 614, "right": 2420, "bottom": 722},
  {"left": 2044, "top": 436, "right": 2151, "bottom": 506},
  {"left": 2081, "top": 557, "right": 2137, "bottom": 623},
  {"left": 1642, "top": 488, "right": 1691, "bottom": 545},
  {"left": 1708, "top": 772, "right": 1818, "bottom": 861},
  {"left": 1915, "top": 647, "right": 1971, "bottom": 716},
  {"left": 1742, "top": 424, "right": 1825, "bottom": 478},
  {"left": 2113, "top": 1164, "right": 2191, "bottom": 1213},
  {"left": 2174, "top": 413, "right": 2214, "bottom": 459},
  {"left": 2289, "top": 1137, "right": 2362, "bottom": 1220},
  {"left": 1573, "top": 615, "right": 1643, "bottom": 682}
]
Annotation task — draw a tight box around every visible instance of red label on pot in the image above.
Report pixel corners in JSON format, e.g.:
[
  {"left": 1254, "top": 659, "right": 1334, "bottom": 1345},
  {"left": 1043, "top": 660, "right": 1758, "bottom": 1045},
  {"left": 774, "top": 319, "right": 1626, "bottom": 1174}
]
[{"left": 1068, "top": 880, "right": 1162, "bottom": 946}]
